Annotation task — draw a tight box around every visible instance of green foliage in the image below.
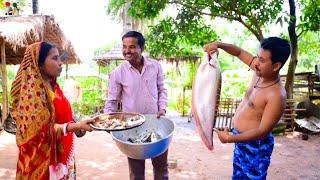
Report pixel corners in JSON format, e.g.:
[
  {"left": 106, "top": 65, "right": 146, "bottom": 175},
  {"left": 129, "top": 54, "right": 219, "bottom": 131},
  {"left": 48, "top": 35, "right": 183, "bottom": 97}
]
[
  {"left": 107, "top": 0, "right": 218, "bottom": 58},
  {"left": 207, "top": 0, "right": 283, "bottom": 30},
  {"left": 99, "top": 61, "right": 122, "bottom": 75},
  {"left": 0, "top": 0, "right": 4, "bottom": 9},
  {"left": 107, "top": 0, "right": 284, "bottom": 41},
  {"left": 298, "top": 0, "right": 320, "bottom": 33},
  {"left": 272, "top": 123, "right": 286, "bottom": 136},
  {"left": 66, "top": 77, "right": 106, "bottom": 116},
  {"left": 165, "top": 60, "right": 198, "bottom": 114},
  {"left": 72, "top": 89, "right": 105, "bottom": 116},
  {"left": 128, "top": 0, "right": 168, "bottom": 19},
  {"left": 147, "top": 18, "right": 178, "bottom": 58},
  {"left": 106, "top": 0, "right": 126, "bottom": 17},
  {"left": 0, "top": 66, "right": 18, "bottom": 106},
  {"left": 79, "top": 77, "right": 105, "bottom": 115},
  {"left": 184, "top": 61, "right": 198, "bottom": 89},
  {"left": 94, "top": 44, "right": 114, "bottom": 56},
  {"left": 276, "top": 0, "right": 319, "bottom": 36},
  {"left": 146, "top": 15, "right": 218, "bottom": 58},
  {"left": 175, "top": 90, "right": 191, "bottom": 116},
  {"left": 221, "top": 73, "right": 250, "bottom": 99},
  {"left": 296, "top": 31, "right": 320, "bottom": 71}
]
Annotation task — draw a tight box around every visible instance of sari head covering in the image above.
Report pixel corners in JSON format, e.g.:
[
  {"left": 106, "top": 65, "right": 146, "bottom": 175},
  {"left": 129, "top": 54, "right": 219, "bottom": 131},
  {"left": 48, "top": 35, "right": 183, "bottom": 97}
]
[{"left": 11, "top": 42, "right": 74, "bottom": 179}]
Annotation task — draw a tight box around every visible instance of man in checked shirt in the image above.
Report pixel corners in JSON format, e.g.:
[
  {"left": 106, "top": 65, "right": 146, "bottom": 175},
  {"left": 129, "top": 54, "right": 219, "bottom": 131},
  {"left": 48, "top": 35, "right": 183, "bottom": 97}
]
[{"left": 104, "top": 31, "right": 168, "bottom": 180}]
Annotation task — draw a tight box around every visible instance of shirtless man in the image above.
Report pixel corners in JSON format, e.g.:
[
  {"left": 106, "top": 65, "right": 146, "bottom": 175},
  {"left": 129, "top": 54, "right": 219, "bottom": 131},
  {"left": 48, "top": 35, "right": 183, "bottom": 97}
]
[{"left": 204, "top": 37, "right": 291, "bottom": 179}]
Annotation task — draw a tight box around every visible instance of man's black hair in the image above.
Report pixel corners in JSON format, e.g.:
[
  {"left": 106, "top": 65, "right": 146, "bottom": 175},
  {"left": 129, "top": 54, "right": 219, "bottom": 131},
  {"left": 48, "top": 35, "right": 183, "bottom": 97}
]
[
  {"left": 122, "top": 31, "right": 145, "bottom": 48},
  {"left": 261, "top": 37, "right": 291, "bottom": 68}
]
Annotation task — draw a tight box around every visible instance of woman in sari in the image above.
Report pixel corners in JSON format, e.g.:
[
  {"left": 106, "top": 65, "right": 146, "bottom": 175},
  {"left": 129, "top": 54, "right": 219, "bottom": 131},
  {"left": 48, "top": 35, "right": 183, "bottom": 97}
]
[{"left": 11, "top": 42, "right": 94, "bottom": 179}]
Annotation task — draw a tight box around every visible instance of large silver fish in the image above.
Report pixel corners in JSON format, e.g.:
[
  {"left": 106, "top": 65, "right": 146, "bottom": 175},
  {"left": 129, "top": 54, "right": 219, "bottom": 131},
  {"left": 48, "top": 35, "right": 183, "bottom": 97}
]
[{"left": 192, "top": 52, "right": 221, "bottom": 150}]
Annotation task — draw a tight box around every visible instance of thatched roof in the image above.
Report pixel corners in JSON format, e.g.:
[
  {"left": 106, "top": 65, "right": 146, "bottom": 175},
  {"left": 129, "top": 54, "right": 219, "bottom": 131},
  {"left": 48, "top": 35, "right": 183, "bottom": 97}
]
[
  {"left": 0, "top": 15, "right": 80, "bottom": 65},
  {"left": 93, "top": 44, "right": 124, "bottom": 66},
  {"left": 93, "top": 43, "right": 201, "bottom": 66}
]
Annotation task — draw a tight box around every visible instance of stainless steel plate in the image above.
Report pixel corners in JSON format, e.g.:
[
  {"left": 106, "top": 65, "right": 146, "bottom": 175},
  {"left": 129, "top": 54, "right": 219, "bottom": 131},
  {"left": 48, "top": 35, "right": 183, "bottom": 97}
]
[{"left": 90, "top": 112, "right": 145, "bottom": 132}]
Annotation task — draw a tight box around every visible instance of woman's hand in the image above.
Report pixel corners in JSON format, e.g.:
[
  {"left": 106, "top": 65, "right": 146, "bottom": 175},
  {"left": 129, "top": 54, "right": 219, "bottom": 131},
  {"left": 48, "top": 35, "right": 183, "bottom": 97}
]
[{"left": 76, "top": 118, "right": 95, "bottom": 132}]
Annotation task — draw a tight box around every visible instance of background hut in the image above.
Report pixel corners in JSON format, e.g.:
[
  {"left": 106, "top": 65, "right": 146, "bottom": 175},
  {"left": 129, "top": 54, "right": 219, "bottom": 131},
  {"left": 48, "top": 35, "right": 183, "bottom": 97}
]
[
  {"left": 93, "top": 44, "right": 123, "bottom": 67},
  {"left": 0, "top": 14, "right": 80, "bottom": 127}
]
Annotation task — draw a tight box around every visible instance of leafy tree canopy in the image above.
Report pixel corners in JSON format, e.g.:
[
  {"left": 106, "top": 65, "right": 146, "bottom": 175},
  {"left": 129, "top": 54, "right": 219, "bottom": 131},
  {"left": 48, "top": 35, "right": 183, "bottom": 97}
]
[
  {"left": 108, "top": 0, "right": 284, "bottom": 39},
  {"left": 107, "top": 0, "right": 285, "bottom": 58},
  {"left": 297, "top": 0, "right": 320, "bottom": 34},
  {"left": 146, "top": 14, "right": 218, "bottom": 58}
]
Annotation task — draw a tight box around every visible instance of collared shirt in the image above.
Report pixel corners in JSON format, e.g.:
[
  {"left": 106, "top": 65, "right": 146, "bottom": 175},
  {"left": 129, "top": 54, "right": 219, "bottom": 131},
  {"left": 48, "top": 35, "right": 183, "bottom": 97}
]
[{"left": 104, "top": 56, "right": 168, "bottom": 114}]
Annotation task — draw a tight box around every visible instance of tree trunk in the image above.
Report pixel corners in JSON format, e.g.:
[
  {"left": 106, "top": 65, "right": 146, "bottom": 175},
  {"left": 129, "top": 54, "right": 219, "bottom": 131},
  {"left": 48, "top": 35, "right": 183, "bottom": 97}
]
[
  {"left": 32, "top": 0, "right": 39, "bottom": 14},
  {"left": 285, "top": 0, "right": 298, "bottom": 99},
  {"left": 1, "top": 38, "right": 8, "bottom": 127},
  {"left": 122, "top": 2, "right": 133, "bottom": 34}
]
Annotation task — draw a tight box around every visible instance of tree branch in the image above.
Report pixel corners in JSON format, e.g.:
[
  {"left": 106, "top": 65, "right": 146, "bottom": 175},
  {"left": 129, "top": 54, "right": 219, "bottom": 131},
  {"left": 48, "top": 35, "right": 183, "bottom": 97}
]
[
  {"left": 297, "top": 28, "right": 306, "bottom": 38},
  {"left": 237, "top": 18, "right": 263, "bottom": 40},
  {"left": 168, "top": 0, "right": 263, "bottom": 40},
  {"left": 169, "top": 0, "right": 212, "bottom": 16},
  {"left": 229, "top": 0, "right": 263, "bottom": 40}
]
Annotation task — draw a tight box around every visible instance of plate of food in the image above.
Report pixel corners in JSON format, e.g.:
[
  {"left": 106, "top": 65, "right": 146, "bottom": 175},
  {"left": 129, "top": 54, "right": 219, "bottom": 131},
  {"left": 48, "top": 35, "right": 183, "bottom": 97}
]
[{"left": 90, "top": 112, "right": 145, "bottom": 131}]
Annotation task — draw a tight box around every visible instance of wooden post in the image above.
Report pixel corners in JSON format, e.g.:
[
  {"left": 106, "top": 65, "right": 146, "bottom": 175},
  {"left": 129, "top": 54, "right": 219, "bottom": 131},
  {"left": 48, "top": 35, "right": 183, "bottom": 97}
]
[
  {"left": 1, "top": 38, "right": 8, "bottom": 128},
  {"left": 65, "top": 63, "right": 69, "bottom": 79},
  {"left": 32, "top": 0, "right": 39, "bottom": 14},
  {"left": 98, "top": 65, "right": 101, "bottom": 76},
  {"left": 182, "top": 87, "right": 185, "bottom": 116}
]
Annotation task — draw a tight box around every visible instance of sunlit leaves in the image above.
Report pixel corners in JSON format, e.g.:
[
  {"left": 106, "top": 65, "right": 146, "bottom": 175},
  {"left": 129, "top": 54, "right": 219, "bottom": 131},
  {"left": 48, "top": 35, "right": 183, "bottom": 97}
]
[
  {"left": 107, "top": 0, "right": 219, "bottom": 58},
  {"left": 146, "top": 16, "right": 218, "bottom": 58},
  {"left": 0, "top": 0, "right": 4, "bottom": 9},
  {"left": 107, "top": 0, "right": 168, "bottom": 19},
  {"left": 128, "top": 0, "right": 168, "bottom": 19},
  {"left": 106, "top": 0, "right": 318, "bottom": 61},
  {"left": 107, "top": 0, "right": 126, "bottom": 17},
  {"left": 297, "top": 0, "right": 320, "bottom": 33}
]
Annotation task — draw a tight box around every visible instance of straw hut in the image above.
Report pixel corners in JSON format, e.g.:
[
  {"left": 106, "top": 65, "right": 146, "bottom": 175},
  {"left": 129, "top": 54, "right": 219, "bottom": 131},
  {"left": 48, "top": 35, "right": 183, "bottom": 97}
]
[
  {"left": 93, "top": 43, "right": 201, "bottom": 74},
  {"left": 93, "top": 44, "right": 125, "bottom": 78},
  {"left": 93, "top": 44, "right": 124, "bottom": 67},
  {"left": 0, "top": 14, "right": 80, "bottom": 125}
]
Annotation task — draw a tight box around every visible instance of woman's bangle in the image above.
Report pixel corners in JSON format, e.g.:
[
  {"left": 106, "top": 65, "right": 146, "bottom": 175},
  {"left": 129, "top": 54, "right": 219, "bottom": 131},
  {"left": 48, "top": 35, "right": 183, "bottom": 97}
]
[
  {"left": 74, "top": 122, "right": 80, "bottom": 131},
  {"left": 63, "top": 123, "right": 68, "bottom": 135}
]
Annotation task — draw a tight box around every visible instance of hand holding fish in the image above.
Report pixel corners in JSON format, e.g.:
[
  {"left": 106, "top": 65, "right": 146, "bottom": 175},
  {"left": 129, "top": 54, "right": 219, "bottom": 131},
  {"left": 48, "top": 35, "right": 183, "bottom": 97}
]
[
  {"left": 214, "top": 127, "right": 232, "bottom": 143},
  {"left": 203, "top": 42, "right": 218, "bottom": 55}
]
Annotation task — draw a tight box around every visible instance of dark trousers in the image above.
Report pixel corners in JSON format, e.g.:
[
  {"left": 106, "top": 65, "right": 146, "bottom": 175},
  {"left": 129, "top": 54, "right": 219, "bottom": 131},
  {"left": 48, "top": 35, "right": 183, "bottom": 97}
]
[{"left": 128, "top": 150, "right": 168, "bottom": 180}]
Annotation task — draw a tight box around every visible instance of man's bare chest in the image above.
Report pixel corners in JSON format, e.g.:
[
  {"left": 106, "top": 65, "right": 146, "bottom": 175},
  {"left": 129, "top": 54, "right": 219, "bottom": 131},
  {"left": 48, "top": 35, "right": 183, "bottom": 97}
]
[{"left": 244, "top": 88, "right": 268, "bottom": 110}]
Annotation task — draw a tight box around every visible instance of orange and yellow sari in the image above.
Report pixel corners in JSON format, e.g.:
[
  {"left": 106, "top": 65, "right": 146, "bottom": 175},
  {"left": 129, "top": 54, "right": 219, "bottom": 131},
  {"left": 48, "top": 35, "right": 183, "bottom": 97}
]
[{"left": 11, "top": 42, "right": 75, "bottom": 179}]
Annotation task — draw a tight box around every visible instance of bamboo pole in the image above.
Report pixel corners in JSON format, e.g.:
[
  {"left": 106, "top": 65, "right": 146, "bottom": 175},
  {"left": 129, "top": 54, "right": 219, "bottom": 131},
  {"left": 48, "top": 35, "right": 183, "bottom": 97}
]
[
  {"left": 65, "top": 63, "right": 68, "bottom": 79},
  {"left": 98, "top": 65, "right": 101, "bottom": 76},
  {"left": 1, "top": 38, "right": 8, "bottom": 128}
]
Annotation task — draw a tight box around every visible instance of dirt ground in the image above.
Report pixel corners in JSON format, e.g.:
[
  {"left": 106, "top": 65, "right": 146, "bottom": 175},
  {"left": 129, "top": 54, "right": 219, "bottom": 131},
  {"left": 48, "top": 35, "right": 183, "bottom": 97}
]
[{"left": 0, "top": 116, "right": 319, "bottom": 180}]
